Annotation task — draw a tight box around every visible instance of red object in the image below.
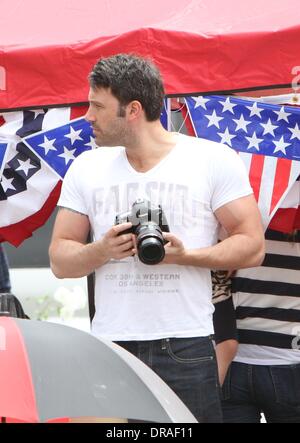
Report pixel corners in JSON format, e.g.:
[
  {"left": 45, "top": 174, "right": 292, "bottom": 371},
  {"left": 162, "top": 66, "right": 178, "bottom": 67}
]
[
  {"left": 268, "top": 178, "right": 300, "bottom": 232},
  {"left": 269, "top": 207, "right": 300, "bottom": 232},
  {"left": 248, "top": 154, "right": 265, "bottom": 204},
  {"left": 0, "top": 317, "right": 37, "bottom": 421},
  {"left": 1, "top": 0, "right": 300, "bottom": 110}
]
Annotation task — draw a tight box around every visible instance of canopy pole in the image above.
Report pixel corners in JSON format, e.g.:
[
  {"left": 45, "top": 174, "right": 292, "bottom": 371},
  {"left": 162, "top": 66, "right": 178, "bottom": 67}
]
[{"left": 166, "top": 97, "right": 172, "bottom": 132}]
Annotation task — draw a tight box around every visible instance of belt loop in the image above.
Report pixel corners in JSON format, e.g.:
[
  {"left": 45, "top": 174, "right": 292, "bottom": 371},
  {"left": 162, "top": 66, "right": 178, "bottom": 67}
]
[{"left": 161, "top": 338, "right": 170, "bottom": 350}]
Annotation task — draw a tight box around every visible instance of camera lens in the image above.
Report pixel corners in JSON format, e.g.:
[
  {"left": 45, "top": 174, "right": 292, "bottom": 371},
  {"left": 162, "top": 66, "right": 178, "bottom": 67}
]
[
  {"left": 138, "top": 237, "right": 165, "bottom": 265},
  {"left": 136, "top": 224, "right": 165, "bottom": 265}
]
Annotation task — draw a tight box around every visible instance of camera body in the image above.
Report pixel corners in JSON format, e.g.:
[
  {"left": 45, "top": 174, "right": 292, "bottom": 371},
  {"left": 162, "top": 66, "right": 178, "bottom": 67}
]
[{"left": 115, "top": 199, "right": 169, "bottom": 265}]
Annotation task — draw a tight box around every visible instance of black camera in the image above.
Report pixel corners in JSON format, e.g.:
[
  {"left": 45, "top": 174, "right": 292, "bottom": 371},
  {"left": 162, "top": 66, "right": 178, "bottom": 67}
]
[{"left": 115, "top": 199, "right": 169, "bottom": 265}]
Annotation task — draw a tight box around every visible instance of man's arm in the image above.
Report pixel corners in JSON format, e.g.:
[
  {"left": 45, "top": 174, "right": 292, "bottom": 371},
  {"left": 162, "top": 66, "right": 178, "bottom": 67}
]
[
  {"left": 163, "top": 194, "right": 265, "bottom": 269},
  {"left": 49, "top": 208, "right": 135, "bottom": 278}
]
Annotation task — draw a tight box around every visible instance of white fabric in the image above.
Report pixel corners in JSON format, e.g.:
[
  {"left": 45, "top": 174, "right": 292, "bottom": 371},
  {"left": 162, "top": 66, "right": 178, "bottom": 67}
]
[
  {"left": 235, "top": 344, "right": 300, "bottom": 365},
  {"left": 58, "top": 134, "right": 253, "bottom": 340},
  {"left": 279, "top": 180, "right": 300, "bottom": 208}
]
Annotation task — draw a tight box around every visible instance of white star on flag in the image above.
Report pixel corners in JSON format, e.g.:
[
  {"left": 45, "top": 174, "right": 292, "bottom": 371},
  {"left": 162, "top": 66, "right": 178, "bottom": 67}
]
[
  {"left": 193, "top": 96, "right": 210, "bottom": 109},
  {"left": 15, "top": 158, "right": 37, "bottom": 176},
  {"left": 246, "top": 102, "right": 263, "bottom": 118},
  {"left": 288, "top": 123, "right": 300, "bottom": 140},
  {"left": 65, "top": 126, "right": 83, "bottom": 145},
  {"left": 233, "top": 114, "right": 251, "bottom": 132},
  {"left": 58, "top": 146, "right": 76, "bottom": 164},
  {"left": 260, "top": 118, "right": 278, "bottom": 136},
  {"left": 218, "top": 127, "right": 236, "bottom": 146},
  {"left": 221, "top": 97, "right": 237, "bottom": 114},
  {"left": 273, "top": 136, "right": 290, "bottom": 155},
  {"left": 274, "top": 106, "right": 291, "bottom": 122},
  {"left": 1, "top": 176, "right": 16, "bottom": 193},
  {"left": 206, "top": 110, "right": 223, "bottom": 128},
  {"left": 245, "top": 132, "right": 263, "bottom": 150},
  {"left": 39, "top": 136, "right": 57, "bottom": 155}
]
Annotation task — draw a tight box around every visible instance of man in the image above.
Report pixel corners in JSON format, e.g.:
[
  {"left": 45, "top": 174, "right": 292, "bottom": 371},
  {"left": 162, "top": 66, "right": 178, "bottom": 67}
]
[{"left": 49, "top": 54, "right": 264, "bottom": 422}]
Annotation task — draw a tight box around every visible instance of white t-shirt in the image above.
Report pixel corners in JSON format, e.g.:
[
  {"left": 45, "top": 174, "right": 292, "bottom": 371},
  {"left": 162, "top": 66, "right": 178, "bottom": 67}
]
[{"left": 58, "top": 134, "right": 253, "bottom": 340}]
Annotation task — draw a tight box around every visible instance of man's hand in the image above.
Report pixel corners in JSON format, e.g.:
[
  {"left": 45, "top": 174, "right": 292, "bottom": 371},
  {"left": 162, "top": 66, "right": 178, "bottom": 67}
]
[
  {"left": 162, "top": 232, "right": 186, "bottom": 264},
  {"left": 100, "top": 222, "right": 136, "bottom": 261}
]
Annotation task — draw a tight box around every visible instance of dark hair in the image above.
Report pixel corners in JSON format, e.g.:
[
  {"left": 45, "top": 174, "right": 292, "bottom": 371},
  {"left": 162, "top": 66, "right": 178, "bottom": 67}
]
[{"left": 89, "top": 54, "right": 165, "bottom": 121}]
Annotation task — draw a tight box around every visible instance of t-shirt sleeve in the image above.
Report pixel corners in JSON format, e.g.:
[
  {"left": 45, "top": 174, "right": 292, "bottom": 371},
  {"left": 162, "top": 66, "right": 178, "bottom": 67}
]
[
  {"left": 210, "top": 145, "right": 253, "bottom": 212},
  {"left": 57, "top": 156, "right": 88, "bottom": 215}
]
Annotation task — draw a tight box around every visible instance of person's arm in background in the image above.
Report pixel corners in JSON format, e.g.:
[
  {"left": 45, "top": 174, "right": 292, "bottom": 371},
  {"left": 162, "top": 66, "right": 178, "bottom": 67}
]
[
  {"left": 212, "top": 270, "right": 238, "bottom": 386},
  {"left": 215, "top": 340, "right": 238, "bottom": 387}
]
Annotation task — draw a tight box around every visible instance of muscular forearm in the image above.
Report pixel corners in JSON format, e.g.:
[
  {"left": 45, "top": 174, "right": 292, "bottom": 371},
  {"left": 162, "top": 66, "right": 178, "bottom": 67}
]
[
  {"left": 171, "top": 233, "right": 265, "bottom": 270},
  {"left": 49, "top": 222, "right": 135, "bottom": 278},
  {"left": 49, "top": 239, "right": 108, "bottom": 278}
]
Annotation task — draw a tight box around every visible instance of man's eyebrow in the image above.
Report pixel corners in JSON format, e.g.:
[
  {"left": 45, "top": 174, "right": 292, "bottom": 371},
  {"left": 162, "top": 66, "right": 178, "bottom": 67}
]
[{"left": 88, "top": 99, "right": 104, "bottom": 105}]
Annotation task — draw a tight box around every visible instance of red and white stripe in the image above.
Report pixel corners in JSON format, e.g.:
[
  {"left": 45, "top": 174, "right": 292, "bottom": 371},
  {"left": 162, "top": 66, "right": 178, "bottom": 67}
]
[
  {"left": 269, "top": 178, "right": 300, "bottom": 232},
  {"left": 238, "top": 152, "right": 300, "bottom": 228}
]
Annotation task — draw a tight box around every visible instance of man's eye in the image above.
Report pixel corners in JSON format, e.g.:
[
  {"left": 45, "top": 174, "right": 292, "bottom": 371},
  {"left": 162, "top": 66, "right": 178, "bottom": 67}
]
[{"left": 89, "top": 103, "right": 102, "bottom": 109}]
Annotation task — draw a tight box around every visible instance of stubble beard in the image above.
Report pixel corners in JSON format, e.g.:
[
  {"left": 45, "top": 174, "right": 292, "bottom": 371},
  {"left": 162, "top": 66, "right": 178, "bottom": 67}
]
[{"left": 95, "top": 121, "right": 133, "bottom": 148}]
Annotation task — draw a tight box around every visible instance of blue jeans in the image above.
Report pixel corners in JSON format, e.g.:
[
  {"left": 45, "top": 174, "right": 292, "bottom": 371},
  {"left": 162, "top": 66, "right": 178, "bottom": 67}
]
[
  {"left": 115, "top": 336, "right": 222, "bottom": 423},
  {"left": 221, "top": 361, "right": 300, "bottom": 423}
]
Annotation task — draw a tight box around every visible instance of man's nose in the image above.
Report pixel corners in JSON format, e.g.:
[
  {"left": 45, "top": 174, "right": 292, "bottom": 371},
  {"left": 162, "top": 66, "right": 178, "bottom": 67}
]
[{"left": 85, "top": 107, "right": 95, "bottom": 123}]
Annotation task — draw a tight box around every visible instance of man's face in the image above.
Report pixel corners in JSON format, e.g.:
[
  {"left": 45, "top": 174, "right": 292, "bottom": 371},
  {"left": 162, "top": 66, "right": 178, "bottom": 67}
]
[{"left": 85, "top": 87, "right": 129, "bottom": 147}]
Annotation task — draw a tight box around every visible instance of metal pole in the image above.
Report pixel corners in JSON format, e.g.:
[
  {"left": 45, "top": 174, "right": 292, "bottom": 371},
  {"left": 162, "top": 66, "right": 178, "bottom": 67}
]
[{"left": 166, "top": 97, "right": 172, "bottom": 132}]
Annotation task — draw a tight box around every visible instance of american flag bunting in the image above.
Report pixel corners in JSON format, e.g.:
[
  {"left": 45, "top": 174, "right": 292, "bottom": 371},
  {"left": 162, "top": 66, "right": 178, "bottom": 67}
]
[
  {"left": 24, "top": 118, "right": 95, "bottom": 179},
  {"left": 185, "top": 96, "right": 300, "bottom": 228}
]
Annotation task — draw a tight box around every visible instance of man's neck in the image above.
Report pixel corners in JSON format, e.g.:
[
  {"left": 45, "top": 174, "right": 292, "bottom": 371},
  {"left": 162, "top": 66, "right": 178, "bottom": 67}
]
[{"left": 125, "top": 124, "right": 178, "bottom": 173}]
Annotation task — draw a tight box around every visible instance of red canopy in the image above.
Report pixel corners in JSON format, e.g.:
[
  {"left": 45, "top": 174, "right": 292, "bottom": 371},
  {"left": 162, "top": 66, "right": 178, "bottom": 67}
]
[{"left": 1, "top": 0, "right": 300, "bottom": 110}]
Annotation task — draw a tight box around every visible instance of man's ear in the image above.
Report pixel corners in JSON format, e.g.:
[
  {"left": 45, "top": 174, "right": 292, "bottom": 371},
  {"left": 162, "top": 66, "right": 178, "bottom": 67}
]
[{"left": 127, "top": 100, "right": 143, "bottom": 120}]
